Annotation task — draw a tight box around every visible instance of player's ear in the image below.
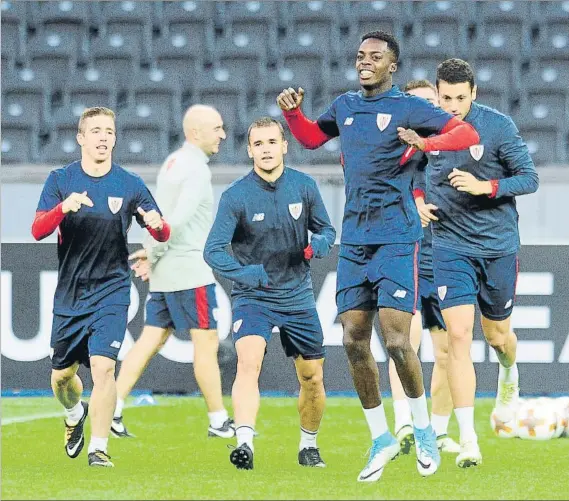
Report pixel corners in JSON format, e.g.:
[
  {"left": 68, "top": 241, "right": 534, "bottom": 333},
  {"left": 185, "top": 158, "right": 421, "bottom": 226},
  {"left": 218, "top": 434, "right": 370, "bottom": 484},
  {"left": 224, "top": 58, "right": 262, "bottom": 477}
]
[
  {"left": 282, "top": 139, "right": 288, "bottom": 155},
  {"left": 389, "top": 62, "right": 397, "bottom": 74},
  {"left": 247, "top": 143, "right": 253, "bottom": 159},
  {"left": 472, "top": 84, "right": 478, "bottom": 101},
  {"left": 76, "top": 132, "right": 84, "bottom": 147}
]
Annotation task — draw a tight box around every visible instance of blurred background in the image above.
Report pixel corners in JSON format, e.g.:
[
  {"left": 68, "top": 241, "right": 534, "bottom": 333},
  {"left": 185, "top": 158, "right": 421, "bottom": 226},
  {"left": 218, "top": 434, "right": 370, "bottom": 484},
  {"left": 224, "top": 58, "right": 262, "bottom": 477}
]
[{"left": 1, "top": 1, "right": 568, "bottom": 395}]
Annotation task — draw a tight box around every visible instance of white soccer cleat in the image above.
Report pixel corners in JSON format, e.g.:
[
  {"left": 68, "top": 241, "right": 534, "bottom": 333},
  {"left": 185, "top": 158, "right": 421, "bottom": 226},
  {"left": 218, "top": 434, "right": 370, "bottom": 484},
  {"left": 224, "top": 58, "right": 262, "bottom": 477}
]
[
  {"left": 436, "top": 434, "right": 461, "bottom": 453},
  {"left": 414, "top": 425, "right": 441, "bottom": 477},
  {"left": 357, "top": 432, "right": 400, "bottom": 482},
  {"left": 456, "top": 440, "right": 482, "bottom": 468},
  {"left": 395, "top": 424, "right": 415, "bottom": 454}
]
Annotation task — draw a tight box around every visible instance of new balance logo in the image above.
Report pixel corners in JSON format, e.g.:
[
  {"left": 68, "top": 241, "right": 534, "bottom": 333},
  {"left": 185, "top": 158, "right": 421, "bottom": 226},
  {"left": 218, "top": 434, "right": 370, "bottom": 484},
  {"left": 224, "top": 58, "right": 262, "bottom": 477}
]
[
  {"left": 344, "top": 117, "right": 354, "bottom": 125},
  {"left": 252, "top": 213, "right": 265, "bottom": 222},
  {"left": 393, "top": 290, "right": 407, "bottom": 299},
  {"left": 110, "top": 341, "right": 122, "bottom": 349},
  {"left": 505, "top": 299, "right": 513, "bottom": 309}
]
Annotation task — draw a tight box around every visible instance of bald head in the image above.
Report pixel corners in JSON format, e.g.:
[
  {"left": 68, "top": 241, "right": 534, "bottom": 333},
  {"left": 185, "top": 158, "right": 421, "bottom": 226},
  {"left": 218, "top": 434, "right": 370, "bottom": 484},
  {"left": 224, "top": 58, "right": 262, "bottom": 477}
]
[{"left": 183, "top": 105, "right": 226, "bottom": 157}]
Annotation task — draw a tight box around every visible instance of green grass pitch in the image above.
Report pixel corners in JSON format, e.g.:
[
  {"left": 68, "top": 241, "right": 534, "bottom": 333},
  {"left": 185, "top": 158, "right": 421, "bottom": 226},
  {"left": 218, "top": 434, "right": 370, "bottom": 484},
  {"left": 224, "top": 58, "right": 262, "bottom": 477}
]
[{"left": 2, "top": 396, "right": 568, "bottom": 500}]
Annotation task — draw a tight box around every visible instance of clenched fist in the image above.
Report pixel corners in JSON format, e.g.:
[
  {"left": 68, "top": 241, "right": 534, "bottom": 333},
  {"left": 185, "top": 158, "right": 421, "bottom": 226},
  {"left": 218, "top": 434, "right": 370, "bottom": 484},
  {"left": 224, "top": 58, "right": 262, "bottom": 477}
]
[
  {"left": 137, "top": 207, "right": 163, "bottom": 230},
  {"left": 277, "top": 87, "right": 305, "bottom": 111}
]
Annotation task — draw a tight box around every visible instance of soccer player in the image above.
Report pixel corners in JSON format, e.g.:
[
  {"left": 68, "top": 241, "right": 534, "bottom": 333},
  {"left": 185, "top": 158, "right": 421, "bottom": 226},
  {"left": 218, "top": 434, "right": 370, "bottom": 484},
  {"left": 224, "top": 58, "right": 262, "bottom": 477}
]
[
  {"left": 277, "top": 31, "right": 480, "bottom": 481},
  {"left": 204, "top": 117, "right": 336, "bottom": 471},
  {"left": 418, "top": 58, "right": 539, "bottom": 467},
  {"left": 31, "top": 107, "right": 170, "bottom": 467},
  {"left": 388, "top": 80, "right": 459, "bottom": 455},
  {"left": 111, "top": 105, "right": 235, "bottom": 439}
]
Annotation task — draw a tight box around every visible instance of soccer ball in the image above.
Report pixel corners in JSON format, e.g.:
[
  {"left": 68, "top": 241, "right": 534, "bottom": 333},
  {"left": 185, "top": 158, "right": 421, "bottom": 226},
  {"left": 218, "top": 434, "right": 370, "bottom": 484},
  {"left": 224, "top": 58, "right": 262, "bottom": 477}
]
[
  {"left": 554, "top": 397, "right": 569, "bottom": 438},
  {"left": 490, "top": 407, "right": 518, "bottom": 438},
  {"left": 516, "top": 399, "right": 557, "bottom": 440}
]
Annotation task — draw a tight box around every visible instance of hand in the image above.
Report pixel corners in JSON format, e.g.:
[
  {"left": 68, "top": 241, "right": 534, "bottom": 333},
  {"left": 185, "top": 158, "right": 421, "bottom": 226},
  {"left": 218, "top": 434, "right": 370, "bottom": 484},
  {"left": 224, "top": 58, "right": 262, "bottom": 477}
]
[
  {"left": 128, "top": 248, "right": 148, "bottom": 261},
  {"left": 62, "top": 191, "right": 93, "bottom": 214},
  {"left": 137, "top": 207, "right": 163, "bottom": 230},
  {"left": 448, "top": 168, "right": 492, "bottom": 195},
  {"left": 130, "top": 258, "right": 150, "bottom": 282},
  {"left": 415, "top": 198, "right": 439, "bottom": 228},
  {"left": 304, "top": 245, "right": 314, "bottom": 260},
  {"left": 397, "top": 128, "right": 426, "bottom": 151},
  {"left": 308, "top": 234, "right": 330, "bottom": 259},
  {"left": 277, "top": 87, "right": 305, "bottom": 111}
]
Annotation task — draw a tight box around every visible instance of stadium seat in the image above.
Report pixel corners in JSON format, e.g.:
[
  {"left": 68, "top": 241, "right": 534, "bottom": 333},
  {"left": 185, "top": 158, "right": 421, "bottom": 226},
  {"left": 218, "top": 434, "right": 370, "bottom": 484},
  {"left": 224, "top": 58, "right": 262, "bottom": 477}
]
[
  {"left": 532, "top": 0, "right": 569, "bottom": 42},
  {"left": 28, "top": 30, "right": 79, "bottom": 92},
  {"left": 32, "top": 0, "right": 90, "bottom": 62},
  {"left": 127, "top": 68, "right": 182, "bottom": 133},
  {"left": 97, "top": 1, "right": 153, "bottom": 63},
  {"left": 515, "top": 121, "right": 567, "bottom": 164},
  {"left": 150, "top": 33, "right": 203, "bottom": 96},
  {"left": 474, "top": 88, "right": 510, "bottom": 114},
  {"left": 214, "top": 32, "right": 268, "bottom": 90},
  {"left": 1, "top": 0, "right": 26, "bottom": 65},
  {"left": 1, "top": 114, "right": 40, "bottom": 163},
  {"left": 342, "top": 0, "right": 407, "bottom": 44},
  {"left": 307, "top": 137, "right": 342, "bottom": 165},
  {"left": 470, "top": 55, "right": 522, "bottom": 96},
  {"left": 410, "top": 0, "right": 472, "bottom": 56},
  {"left": 160, "top": 0, "right": 215, "bottom": 65},
  {"left": 89, "top": 32, "right": 141, "bottom": 91},
  {"left": 531, "top": 30, "right": 569, "bottom": 63},
  {"left": 405, "top": 30, "right": 460, "bottom": 82},
  {"left": 41, "top": 132, "right": 82, "bottom": 165},
  {"left": 220, "top": 1, "right": 279, "bottom": 63},
  {"left": 63, "top": 68, "right": 118, "bottom": 111},
  {"left": 3, "top": 68, "right": 51, "bottom": 128},
  {"left": 115, "top": 105, "right": 170, "bottom": 164},
  {"left": 324, "top": 65, "right": 360, "bottom": 102}
]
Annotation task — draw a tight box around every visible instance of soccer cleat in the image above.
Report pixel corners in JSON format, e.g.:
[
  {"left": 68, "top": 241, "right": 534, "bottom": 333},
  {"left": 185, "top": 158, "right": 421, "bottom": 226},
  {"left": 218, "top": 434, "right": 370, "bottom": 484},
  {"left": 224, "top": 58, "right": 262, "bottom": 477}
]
[
  {"left": 456, "top": 440, "right": 482, "bottom": 468},
  {"left": 88, "top": 450, "right": 114, "bottom": 468},
  {"left": 110, "top": 416, "right": 136, "bottom": 438},
  {"left": 495, "top": 379, "right": 520, "bottom": 422},
  {"left": 298, "top": 447, "right": 326, "bottom": 468},
  {"left": 229, "top": 443, "right": 254, "bottom": 470},
  {"left": 357, "top": 432, "right": 400, "bottom": 482},
  {"left": 437, "top": 434, "right": 461, "bottom": 453},
  {"left": 208, "top": 418, "right": 236, "bottom": 438},
  {"left": 414, "top": 425, "right": 441, "bottom": 477},
  {"left": 64, "top": 401, "right": 89, "bottom": 459},
  {"left": 396, "top": 424, "right": 415, "bottom": 454}
]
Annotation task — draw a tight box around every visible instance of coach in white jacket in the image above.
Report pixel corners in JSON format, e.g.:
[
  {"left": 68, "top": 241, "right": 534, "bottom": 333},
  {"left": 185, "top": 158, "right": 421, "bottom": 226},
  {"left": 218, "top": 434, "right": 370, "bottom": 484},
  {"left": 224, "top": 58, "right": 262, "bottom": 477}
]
[{"left": 111, "top": 105, "right": 234, "bottom": 439}]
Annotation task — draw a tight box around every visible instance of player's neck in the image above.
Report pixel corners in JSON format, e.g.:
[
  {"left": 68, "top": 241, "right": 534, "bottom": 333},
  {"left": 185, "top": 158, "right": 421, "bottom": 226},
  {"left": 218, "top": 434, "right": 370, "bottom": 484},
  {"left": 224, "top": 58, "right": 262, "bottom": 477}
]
[
  {"left": 361, "top": 80, "right": 393, "bottom": 98},
  {"left": 81, "top": 158, "right": 112, "bottom": 177},
  {"left": 253, "top": 162, "right": 284, "bottom": 183}
]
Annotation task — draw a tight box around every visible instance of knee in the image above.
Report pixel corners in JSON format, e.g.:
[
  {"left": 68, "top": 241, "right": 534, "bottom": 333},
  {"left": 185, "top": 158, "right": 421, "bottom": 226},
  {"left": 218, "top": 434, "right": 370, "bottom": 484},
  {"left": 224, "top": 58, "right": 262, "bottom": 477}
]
[
  {"left": 298, "top": 366, "right": 324, "bottom": 390},
  {"left": 447, "top": 325, "right": 472, "bottom": 345},
  {"left": 384, "top": 335, "right": 410, "bottom": 366},
  {"left": 237, "top": 357, "right": 262, "bottom": 378},
  {"left": 90, "top": 358, "right": 116, "bottom": 385},
  {"left": 483, "top": 324, "right": 510, "bottom": 352},
  {"left": 342, "top": 324, "right": 370, "bottom": 358},
  {"left": 51, "top": 367, "right": 76, "bottom": 387}
]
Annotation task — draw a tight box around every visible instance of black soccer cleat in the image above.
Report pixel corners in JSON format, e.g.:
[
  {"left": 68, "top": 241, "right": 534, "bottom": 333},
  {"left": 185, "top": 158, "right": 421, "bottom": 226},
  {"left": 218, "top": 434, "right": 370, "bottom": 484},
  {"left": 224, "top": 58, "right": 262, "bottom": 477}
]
[
  {"left": 208, "top": 418, "right": 236, "bottom": 438},
  {"left": 88, "top": 450, "right": 114, "bottom": 468},
  {"left": 298, "top": 447, "right": 326, "bottom": 468},
  {"left": 65, "top": 401, "right": 89, "bottom": 459},
  {"left": 229, "top": 443, "right": 254, "bottom": 470},
  {"left": 110, "top": 416, "right": 136, "bottom": 438}
]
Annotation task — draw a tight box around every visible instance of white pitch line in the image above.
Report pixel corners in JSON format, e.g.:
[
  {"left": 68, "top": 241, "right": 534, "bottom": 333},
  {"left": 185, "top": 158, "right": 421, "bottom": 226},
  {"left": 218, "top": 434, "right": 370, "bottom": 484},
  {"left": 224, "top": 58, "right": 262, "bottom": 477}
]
[{"left": 1, "top": 402, "right": 153, "bottom": 426}]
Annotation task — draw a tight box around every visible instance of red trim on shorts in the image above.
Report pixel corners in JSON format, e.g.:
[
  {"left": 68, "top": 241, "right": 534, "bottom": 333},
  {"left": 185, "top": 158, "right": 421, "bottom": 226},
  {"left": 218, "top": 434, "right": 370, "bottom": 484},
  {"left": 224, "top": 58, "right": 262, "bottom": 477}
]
[
  {"left": 412, "top": 242, "right": 419, "bottom": 314},
  {"left": 195, "top": 286, "right": 209, "bottom": 329}
]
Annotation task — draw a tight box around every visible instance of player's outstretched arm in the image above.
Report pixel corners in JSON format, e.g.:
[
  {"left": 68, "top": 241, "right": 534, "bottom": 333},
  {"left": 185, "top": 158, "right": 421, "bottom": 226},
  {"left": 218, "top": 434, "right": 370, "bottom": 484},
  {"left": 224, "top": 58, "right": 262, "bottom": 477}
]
[
  {"left": 278, "top": 87, "right": 333, "bottom": 150},
  {"left": 305, "top": 180, "right": 336, "bottom": 259},
  {"left": 491, "top": 118, "right": 539, "bottom": 198},
  {"left": 204, "top": 193, "right": 269, "bottom": 288}
]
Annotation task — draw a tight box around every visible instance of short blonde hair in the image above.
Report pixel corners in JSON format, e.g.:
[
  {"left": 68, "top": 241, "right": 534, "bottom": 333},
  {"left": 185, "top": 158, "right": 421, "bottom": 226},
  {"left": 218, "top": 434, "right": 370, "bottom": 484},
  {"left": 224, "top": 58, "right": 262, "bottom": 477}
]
[
  {"left": 78, "top": 107, "right": 116, "bottom": 133},
  {"left": 247, "top": 117, "right": 285, "bottom": 144}
]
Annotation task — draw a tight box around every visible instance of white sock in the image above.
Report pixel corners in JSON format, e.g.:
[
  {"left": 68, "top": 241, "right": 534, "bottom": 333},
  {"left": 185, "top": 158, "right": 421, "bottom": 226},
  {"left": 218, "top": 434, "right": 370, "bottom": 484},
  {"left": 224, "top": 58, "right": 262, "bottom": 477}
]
[
  {"left": 454, "top": 407, "right": 477, "bottom": 444},
  {"left": 498, "top": 361, "right": 519, "bottom": 384},
  {"left": 407, "top": 393, "right": 430, "bottom": 429},
  {"left": 299, "top": 427, "right": 318, "bottom": 451},
  {"left": 208, "top": 409, "right": 229, "bottom": 429},
  {"left": 393, "top": 399, "right": 413, "bottom": 432},
  {"left": 363, "top": 403, "right": 389, "bottom": 440},
  {"left": 88, "top": 436, "right": 108, "bottom": 454},
  {"left": 236, "top": 425, "right": 255, "bottom": 452},
  {"left": 431, "top": 413, "right": 451, "bottom": 437},
  {"left": 64, "top": 400, "right": 84, "bottom": 425},
  {"left": 114, "top": 398, "right": 125, "bottom": 419}
]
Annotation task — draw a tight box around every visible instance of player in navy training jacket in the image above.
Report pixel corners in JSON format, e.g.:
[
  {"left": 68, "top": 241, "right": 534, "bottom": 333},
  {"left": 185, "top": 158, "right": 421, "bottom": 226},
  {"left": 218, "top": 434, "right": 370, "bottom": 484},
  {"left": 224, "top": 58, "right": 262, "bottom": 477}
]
[
  {"left": 32, "top": 107, "right": 170, "bottom": 468},
  {"left": 278, "top": 30, "right": 480, "bottom": 482},
  {"left": 416, "top": 59, "right": 538, "bottom": 468},
  {"left": 204, "top": 117, "right": 335, "bottom": 471}
]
